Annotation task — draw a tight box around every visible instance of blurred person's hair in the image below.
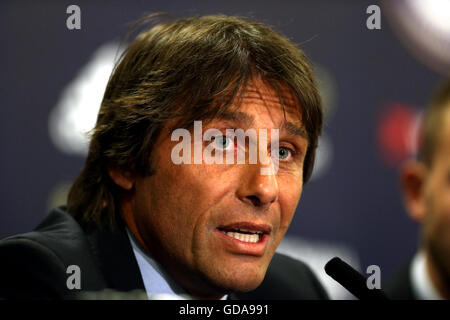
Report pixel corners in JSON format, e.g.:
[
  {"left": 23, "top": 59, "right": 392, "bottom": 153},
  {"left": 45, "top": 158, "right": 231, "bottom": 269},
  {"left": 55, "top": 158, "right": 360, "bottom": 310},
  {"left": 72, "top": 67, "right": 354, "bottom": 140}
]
[
  {"left": 418, "top": 79, "right": 450, "bottom": 167},
  {"left": 67, "top": 13, "right": 323, "bottom": 230}
]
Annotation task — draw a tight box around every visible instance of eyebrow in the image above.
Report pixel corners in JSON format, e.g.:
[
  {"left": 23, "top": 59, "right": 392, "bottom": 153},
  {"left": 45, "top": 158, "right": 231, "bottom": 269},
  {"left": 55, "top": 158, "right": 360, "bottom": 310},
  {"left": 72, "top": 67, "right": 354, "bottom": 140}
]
[
  {"left": 280, "top": 121, "right": 308, "bottom": 140},
  {"left": 212, "top": 111, "right": 308, "bottom": 140}
]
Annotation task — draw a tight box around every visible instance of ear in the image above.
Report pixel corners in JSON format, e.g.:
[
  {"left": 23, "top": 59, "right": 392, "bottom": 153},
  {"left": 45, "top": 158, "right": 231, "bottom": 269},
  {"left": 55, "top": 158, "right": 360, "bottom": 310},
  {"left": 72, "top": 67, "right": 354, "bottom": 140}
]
[
  {"left": 399, "top": 160, "right": 428, "bottom": 223},
  {"left": 107, "top": 164, "right": 135, "bottom": 191}
]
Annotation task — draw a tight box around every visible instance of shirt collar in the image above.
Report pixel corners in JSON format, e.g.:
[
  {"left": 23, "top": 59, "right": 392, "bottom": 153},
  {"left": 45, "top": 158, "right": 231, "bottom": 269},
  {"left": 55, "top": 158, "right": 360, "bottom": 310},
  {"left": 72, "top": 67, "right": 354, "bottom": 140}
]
[{"left": 410, "top": 250, "right": 443, "bottom": 300}]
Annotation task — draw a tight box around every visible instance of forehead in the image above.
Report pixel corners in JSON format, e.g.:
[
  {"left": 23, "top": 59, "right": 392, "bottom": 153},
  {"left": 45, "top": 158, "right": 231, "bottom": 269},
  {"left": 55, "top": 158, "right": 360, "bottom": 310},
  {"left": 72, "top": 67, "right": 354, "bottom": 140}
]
[
  {"left": 244, "top": 78, "right": 300, "bottom": 111},
  {"left": 243, "top": 78, "right": 299, "bottom": 105},
  {"left": 226, "top": 77, "right": 303, "bottom": 126},
  {"left": 168, "top": 77, "right": 304, "bottom": 136},
  {"left": 204, "top": 79, "right": 308, "bottom": 142}
]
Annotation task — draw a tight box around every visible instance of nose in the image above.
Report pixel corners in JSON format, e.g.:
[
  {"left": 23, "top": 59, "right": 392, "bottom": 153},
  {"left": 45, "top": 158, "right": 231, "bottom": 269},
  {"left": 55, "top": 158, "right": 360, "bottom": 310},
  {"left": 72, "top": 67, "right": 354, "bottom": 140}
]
[{"left": 236, "top": 161, "right": 279, "bottom": 208}]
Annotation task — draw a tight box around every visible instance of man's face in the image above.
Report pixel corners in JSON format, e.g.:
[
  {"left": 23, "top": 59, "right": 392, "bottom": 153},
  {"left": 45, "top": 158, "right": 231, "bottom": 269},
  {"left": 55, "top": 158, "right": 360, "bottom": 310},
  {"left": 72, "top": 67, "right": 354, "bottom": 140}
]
[
  {"left": 129, "top": 79, "right": 308, "bottom": 298},
  {"left": 422, "top": 107, "right": 450, "bottom": 280}
]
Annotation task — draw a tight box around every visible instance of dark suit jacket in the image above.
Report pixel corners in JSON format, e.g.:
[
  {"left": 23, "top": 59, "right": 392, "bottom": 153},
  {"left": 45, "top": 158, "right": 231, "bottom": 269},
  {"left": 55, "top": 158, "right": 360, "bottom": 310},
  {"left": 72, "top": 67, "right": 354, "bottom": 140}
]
[
  {"left": 384, "top": 261, "right": 416, "bottom": 300},
  {"left": 0, "top": 207, "right": 329, "bottom": 300}
]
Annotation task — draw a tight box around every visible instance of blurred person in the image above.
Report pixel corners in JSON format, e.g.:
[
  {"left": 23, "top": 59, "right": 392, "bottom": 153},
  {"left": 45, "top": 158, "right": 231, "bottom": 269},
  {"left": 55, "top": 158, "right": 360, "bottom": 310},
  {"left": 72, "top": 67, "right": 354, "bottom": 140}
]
[
  {"left": 385, "top": 80, "right": 450, "bottom": 300},
  {"left": 0, "top": 14, "right": 327, "bottom": 300}
]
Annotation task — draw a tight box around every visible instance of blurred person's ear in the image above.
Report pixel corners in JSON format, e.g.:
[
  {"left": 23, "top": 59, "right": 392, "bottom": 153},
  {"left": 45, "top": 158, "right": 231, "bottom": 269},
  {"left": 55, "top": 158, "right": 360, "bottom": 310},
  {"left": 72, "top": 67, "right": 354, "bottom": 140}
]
[
  {"left": 399, "top": 160, "right": 428, "bottom": 223},
  {"left": 108, "top": 164, "right": 135, "bottom": 191}
]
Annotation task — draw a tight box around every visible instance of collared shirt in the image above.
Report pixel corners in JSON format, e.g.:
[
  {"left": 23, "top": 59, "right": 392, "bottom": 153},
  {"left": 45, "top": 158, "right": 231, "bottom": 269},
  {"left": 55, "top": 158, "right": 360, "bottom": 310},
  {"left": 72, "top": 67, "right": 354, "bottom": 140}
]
[
  {"left": 410, "top": 250, "right": 443, "bottom": 300},
  {"left": 126, "top": 228, "right": 227, "bottom": 300}
]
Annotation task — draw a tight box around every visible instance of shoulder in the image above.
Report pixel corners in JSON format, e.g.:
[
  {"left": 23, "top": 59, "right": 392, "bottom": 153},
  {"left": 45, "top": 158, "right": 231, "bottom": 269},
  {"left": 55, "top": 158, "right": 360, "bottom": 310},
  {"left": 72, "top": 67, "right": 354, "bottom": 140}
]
[
  {"left": 0, "top": 232, "right": 68, "bottom": 299},
  {"left": 1, "top": 207, "right": 90, "bottom": 267},
  {"left": 0, "top": 207, "right": 104, "bottom": 299},
  {"left": 232, "top": 252, "right": 329, "bottom": 300}
]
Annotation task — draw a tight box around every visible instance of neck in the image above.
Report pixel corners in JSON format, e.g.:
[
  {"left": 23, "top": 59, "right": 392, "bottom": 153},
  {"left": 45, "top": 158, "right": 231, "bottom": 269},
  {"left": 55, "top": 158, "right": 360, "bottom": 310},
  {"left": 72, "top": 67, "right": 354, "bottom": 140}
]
[{"left": 120, "top": 199, "right": 153, "bottom": 256}]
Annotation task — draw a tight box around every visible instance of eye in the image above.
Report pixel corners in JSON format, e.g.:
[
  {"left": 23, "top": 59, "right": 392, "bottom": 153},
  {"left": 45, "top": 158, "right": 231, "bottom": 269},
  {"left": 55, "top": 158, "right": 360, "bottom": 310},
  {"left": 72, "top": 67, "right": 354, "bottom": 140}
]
[
  {"left": 277, "top": 147, "right": 292, "bottom": 160},
  {"left": 214, "top": 135, "right": 233, "bottom": 150}
]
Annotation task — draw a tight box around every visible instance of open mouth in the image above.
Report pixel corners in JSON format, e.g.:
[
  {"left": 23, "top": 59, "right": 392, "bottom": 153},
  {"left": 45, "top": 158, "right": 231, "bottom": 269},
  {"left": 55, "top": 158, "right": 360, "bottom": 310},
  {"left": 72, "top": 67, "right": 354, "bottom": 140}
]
[
  {"left": 218, "top": 228, "right": 263, "bottom": 243},
  {"left": 217, "top": 223, "right": 271, "bottom": 244}
]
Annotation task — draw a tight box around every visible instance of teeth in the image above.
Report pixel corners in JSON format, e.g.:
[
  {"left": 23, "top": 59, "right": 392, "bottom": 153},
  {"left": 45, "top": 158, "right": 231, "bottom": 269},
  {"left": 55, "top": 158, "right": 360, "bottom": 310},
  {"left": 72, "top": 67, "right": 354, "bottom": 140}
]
[
  {"left": 234, "top": 228, "right": 262, "bottom": 234},
  {"left": 225, "top": 231, "right": 260, "bottom": 243}
]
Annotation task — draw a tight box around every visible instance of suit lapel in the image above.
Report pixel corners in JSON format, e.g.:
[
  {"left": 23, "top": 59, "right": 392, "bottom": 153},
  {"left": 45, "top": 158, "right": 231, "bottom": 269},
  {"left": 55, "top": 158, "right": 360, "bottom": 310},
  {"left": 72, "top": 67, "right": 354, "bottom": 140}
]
[
  {"left": 85, "top": 220, "right": 146, "bottom": 293},
  {"left": 385, "top": 261, "right": 416, "bottom": 300}
]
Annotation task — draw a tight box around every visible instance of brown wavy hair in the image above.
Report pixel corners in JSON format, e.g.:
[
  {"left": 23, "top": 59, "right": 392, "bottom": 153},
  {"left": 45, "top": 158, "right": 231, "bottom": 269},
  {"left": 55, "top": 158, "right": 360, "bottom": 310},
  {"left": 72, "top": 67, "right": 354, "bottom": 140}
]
[{"left": 67, "top": 13, "right": 323, "bottom": 230}]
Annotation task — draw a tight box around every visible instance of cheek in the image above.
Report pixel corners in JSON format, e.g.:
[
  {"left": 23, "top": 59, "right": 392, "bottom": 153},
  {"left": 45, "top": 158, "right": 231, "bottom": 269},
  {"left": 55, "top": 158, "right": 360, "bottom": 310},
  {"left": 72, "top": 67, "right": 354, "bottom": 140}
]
[
  {"left": 175, "top": 164, "right": 235, "bottom": 214},
  {"left": 133, "top": 164, "right": 198, "bottom": 246},
  {"left": 277, "top": 175, "right": 303, "bottom": 229},
  {"left": 146, "top": 160, "right": 237, "bottom": 237},
  {"left": 431, "top": 197, "right": 450, "bottom": 231}
]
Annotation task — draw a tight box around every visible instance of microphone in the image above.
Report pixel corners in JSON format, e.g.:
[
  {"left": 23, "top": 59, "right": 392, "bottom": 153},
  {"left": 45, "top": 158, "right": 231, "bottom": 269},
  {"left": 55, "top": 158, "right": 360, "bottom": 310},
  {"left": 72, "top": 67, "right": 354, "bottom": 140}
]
[{"left": 325, "top": 257, "right": 388, "bottom": 300}]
